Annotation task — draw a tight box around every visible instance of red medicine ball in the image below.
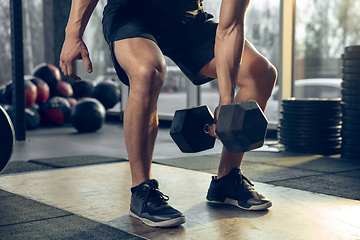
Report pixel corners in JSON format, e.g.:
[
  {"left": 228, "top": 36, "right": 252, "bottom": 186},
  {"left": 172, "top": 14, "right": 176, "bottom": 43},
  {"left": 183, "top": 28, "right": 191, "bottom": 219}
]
[
  {"left": 24, "top": 79, "right": 38, "bottom": 107},
  {"left": 1, "top": 78, "right": 38, "bottom": 107},
  {"left": 40, "top": 97, "right": 71, "bottom": 125},
  {"left": 32, "top": 63, "right": 62, "bottom": 95},
  {"left": 56, "top": 81, "right": 73, "bottom": 98},
  {"left": 27, "top": 75, "right": 50, "bottom": 104}
]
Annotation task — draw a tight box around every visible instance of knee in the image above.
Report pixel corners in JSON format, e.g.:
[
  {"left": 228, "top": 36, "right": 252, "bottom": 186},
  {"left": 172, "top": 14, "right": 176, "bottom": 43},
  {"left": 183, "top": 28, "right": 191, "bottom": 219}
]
[
  {"left": 251, "top": 59, "right": 277, "bottom": 99},
  {"left": 265, "top": 63, "right": 277, "bottom": 94},
  {"left": 129, "top": 61, "right": 166, "bottom": 97}
]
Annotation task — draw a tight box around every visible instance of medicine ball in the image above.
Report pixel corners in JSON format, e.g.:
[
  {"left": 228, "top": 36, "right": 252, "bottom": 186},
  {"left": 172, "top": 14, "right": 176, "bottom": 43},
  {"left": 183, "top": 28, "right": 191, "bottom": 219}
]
[
  {"left": 40, "top": 97, "right": 71, "bottom": 125},
  {"left": 1, "top": 104, "right": 40, "bottom": 130},
  {"left": 71, "top": 97, "right": 106, "bottom": 133},
  {"left": 1, "top": 78, "right": 38, "bottom": 107},
  {"left": 92, "top": 80, "right": 121, "bottom": 109},
  {"left": 24, "top": 79, "right": 38, "bottom": 107},
  {"left": 25, "top": 106, "right": 41, "bottom": 130},
  {"left": 66, "top": 97, "right": 77, "bottom": 107},
  {"left": 32, "top": 63, "right": 61, "bottom": 95},
  {"left": 28, "top": 75, "right": 50, "bottom": 104},
  {"left": 31, "top": 102, "right": 40, "bottom": 113},
  {"left": 0, "top": 84, "right": 6, "bottom": 103},
  {"left": 1, "top": 81, "right": 12, "bottom": 104},
  {"left": 54, "top": 80, "right": 74, "bottom": 98},
  {"left": 72, "top": 79, "right": 94, "bottom": 99}
]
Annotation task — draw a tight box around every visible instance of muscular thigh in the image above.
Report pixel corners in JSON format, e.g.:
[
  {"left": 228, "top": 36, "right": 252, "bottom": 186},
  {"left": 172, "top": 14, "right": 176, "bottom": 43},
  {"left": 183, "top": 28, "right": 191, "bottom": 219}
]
[
  {"left": 113, "top": 38, "right": 166, "bottom": 87},
  {"left": 199, "top": 39, "right": 272, "bottom": 87}
]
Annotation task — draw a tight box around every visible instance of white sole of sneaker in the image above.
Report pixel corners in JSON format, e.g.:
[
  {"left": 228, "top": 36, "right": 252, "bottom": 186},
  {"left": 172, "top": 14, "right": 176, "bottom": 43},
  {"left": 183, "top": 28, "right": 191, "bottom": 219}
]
[
  {"left": 129, "top": 210, "right": 186, "bottom": 228},
  {"left": 208, "top": 198, "right": 272, "bottom": 211}
]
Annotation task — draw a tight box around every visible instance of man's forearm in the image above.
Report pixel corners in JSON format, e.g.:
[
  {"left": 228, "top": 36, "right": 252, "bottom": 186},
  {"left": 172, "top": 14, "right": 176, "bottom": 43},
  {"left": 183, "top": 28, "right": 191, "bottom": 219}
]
[
  {"left": 215, "top": 0, "right": 250, "bottom": 105},
  {"left": 65, "top": 0, "right": 99, "bottom": 38}
]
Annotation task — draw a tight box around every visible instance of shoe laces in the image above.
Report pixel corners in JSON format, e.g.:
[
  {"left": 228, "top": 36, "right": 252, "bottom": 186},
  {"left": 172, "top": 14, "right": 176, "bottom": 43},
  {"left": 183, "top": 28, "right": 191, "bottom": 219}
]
[
  {"left": 142, "top": 184, "right": 169, "bottom": 207},
  {"left": 235, "top": 173, "right": 254, "bottom": 187}
]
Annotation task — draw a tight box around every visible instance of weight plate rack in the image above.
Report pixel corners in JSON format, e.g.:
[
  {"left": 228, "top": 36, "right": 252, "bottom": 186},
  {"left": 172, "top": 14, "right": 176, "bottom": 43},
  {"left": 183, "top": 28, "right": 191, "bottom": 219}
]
[
  {"left": 279, "top": 98, "right": 342, "bottom": 155},
  {"left": 341, "top": 45, "right": 360, "bottom": 159}
]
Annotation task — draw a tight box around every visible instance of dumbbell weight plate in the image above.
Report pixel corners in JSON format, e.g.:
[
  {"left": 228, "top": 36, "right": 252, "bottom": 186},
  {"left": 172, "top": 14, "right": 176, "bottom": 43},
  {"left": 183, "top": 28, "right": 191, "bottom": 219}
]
[
  {"left": 341, "top": 102, "right": 360, "bottom": 110},
  {"left": 279, "top": 135, "right": 342, "bottom": 145},
  {"left": 342, "top": 138, "right": 360, "bottom": 146},
  {"left": 0, "top": 105, "right": 15, "bottom": 173},
  {"left": 341, "top": 88, "right": 359, "bottom": 95},
  {"left": 279, "top": 126, "right": 342, "bottom": 136},
  {"left": 282, "top": 98, "right": 341, "bottom": 103},
  {"left": 341, "top": 95, "right": 360, "bottom": 103},
  {"left": 342, "top": 109, "right": 360, "bottom": 118},
  {"left": 342, "top": 144, "right": 360, "bottom": 154},
  {"left": 342, "top": 74, "right": 360, "bottom": 81},
  {"left": 342, "top": 116, "right": 358, "bottom": 125},
  {"left": 281, "top": 111, "right": 342, "bottom": 120},
  {"left": 280, "top": 125, "right": 342, "bottom": 132},
  {"left": 342, "top": 81, "right": 360, "bottom": 88},
  {"left": 342, "top": 123, "right": 360, "bottom": 132},
  {"left": 279, "top": 118, "right": 342, "bottom": 126},
  {"left": 279, "top": 124, "right": 342, "bottom": 133},
  {"left": 342, "top": 51, "right": 360, "bottom": 60},
  {"left": 345, "top": 45, "right": 360, "bottom": 52},
  {"left": 170, "top": 105, "right": 215, "bottom": 153},
  {"left": 282, "top": 104, "right": 342, "bottom": 110},
  {"left": 280, "top": 116, "right": 341, "bottom": 123},
  {"left": 343, "top": 60, "right": 360, "bottom": 67},
  {"left": 282, "top": 107, "right": 342, "bottom": 115},
  {"left": 282, "top": 99, "right": 341, "bottom": 108},
  {"left": 279, "top": 131, "right": 341, "bottom": 140},
  {"left": 280, "top": 116, "right": 342, "bottom": 124},
  {"left": 343, "top": 67, "right": 360, "bottom": 74},
  {"left": 341, "top": 129, "right": 360, "bottom": 139},
  {"left": 279, "top": 130, "right": 341, "bottom": 140},
  {"left": 280, "top": 138, "right": 342, "bottom": 146},
  {"left": 216, "top": 100, "right": 268, "bottom": 152}
]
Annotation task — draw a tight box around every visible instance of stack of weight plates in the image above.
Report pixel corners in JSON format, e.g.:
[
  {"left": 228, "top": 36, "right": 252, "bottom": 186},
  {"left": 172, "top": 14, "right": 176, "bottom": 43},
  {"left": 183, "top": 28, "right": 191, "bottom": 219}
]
[
  {"left": 279, "top": 98, "right": 342, "bottom": 155},
  {"left": 341, "top": 45, "right": 360, "bottom": 159}
]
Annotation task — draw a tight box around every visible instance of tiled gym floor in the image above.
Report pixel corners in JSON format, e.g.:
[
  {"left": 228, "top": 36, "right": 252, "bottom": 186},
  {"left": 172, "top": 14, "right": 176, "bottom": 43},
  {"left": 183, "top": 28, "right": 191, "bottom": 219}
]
[{"left": 1, "top": 121, "right": 360, "bottom": 239}]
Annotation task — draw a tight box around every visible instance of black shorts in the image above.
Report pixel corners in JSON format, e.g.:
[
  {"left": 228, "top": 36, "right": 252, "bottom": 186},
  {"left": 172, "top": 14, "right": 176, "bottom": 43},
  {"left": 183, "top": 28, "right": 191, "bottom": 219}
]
[{"left": 102, "top": 2, "right": 217, "bottom": 86}]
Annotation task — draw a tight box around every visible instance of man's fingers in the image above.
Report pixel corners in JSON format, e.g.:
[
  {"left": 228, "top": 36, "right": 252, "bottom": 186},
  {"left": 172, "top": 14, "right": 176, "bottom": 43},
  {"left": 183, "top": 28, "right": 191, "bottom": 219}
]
[
  {"left": 81, "top": 51, "right": 93, "bottom": 73},
  {"left": 59, "top": 60, "right": 68, "bottom": 77},
  {"left": 59, "top": 40, "right": 91, "bottom": 80},
  {"left": 70, "top": 73, "right": 81, "bottom": 81},
  {"left": 60, "top": 60, "right": 81, "bottom": 81},
  {"left": 206, "top": 124, "right": 219, "bottom": 140}
]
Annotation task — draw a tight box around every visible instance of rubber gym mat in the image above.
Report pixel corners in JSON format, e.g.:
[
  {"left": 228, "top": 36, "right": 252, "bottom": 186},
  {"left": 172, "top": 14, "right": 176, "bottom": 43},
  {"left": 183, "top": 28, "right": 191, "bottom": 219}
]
[
  {"left": 1, "top": 155, "right": 127, "bottom": 175},
  {"left": 0, "top": 189, "right": 146, "bottom": 240}
]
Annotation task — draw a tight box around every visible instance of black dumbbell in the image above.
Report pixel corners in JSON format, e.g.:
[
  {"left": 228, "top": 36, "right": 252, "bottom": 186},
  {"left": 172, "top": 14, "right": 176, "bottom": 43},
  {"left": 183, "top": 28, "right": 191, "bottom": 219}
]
[{"left": 170, "top": 100, "right": 268, "bottom": 153}]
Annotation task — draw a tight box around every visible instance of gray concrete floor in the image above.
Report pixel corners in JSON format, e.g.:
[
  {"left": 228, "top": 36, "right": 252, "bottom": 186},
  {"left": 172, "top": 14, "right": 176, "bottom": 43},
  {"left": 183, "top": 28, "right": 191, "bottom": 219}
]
[{"left": 10, "top": 121, "right": 226, "bottom": 161}]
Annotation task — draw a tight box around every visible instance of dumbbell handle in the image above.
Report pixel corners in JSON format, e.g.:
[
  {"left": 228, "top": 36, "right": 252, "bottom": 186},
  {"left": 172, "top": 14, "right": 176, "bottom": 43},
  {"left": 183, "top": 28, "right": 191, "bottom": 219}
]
[{"left": 204, "top": 124, "right": 212, "bottom": 135}]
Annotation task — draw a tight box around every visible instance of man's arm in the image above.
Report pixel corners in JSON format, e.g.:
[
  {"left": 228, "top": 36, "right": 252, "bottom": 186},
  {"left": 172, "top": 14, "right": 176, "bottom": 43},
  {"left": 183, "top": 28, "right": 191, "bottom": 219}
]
[
  {"left": 59, "top": 0, "right": 99, "bottom": 80},
  {"left": 215, "top": 0, "right": 250, "bottom": 105},
  {"left": 206, "top": 0, "right": 249, "bottom": 139}
]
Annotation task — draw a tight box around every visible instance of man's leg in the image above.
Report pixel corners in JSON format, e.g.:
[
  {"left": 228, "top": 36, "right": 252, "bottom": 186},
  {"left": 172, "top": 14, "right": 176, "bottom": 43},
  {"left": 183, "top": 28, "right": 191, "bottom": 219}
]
[
  {"left": 113, "top": 37, "right": 185, "bottom": 227},
  {"left": 114, "top": 38, "right": 166, "bottom": 188},
  {"left": 200, "top": 40, "right": 277, "bottom": 178},
  {"left": 218, "top": 40, "right": 277, "bottom": 179},
  {"left": 200, "top": 40, "right": 277, "bottom": 211}
]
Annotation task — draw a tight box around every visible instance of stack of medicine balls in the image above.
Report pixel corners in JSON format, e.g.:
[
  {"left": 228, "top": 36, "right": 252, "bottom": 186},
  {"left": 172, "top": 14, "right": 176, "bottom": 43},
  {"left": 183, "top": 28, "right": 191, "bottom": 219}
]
[
  {"left": 278, "top": 98, "right": 342, "bottom": 155},
  {"left": 341, "top": 45, "right": 360, "bottom": 159},
  {"left": 0, "top": 63, "right": 121, "bottom": 133}
]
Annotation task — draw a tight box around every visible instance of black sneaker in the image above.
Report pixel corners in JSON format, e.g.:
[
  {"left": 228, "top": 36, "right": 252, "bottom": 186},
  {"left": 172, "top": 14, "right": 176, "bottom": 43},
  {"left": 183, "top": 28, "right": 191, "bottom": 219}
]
[
  {"left": 206, "top": 168, "right": 272, "bottom": 210},
  {"left": 129, "top": 179, "right": 186, "bottom": 227}
]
